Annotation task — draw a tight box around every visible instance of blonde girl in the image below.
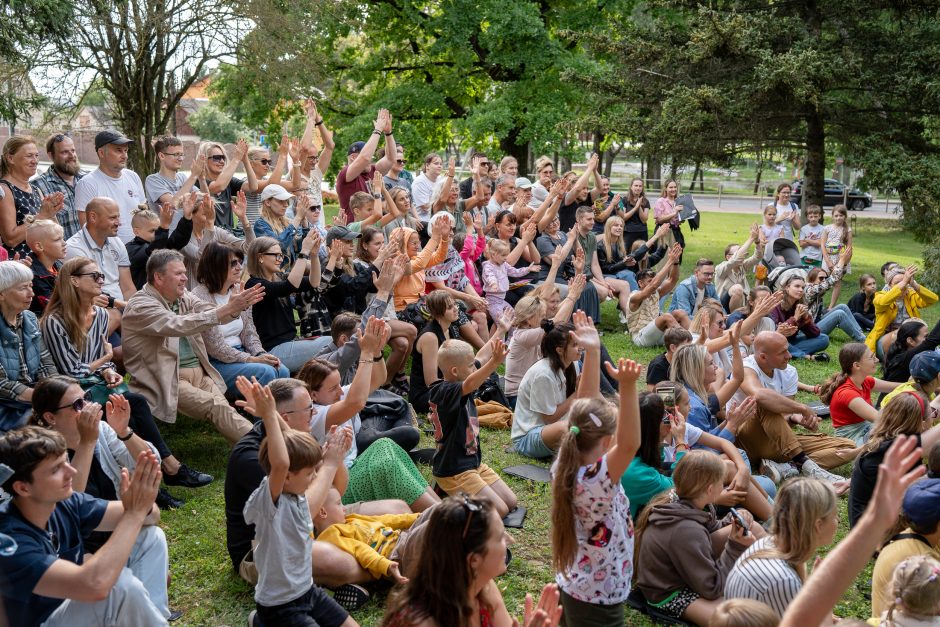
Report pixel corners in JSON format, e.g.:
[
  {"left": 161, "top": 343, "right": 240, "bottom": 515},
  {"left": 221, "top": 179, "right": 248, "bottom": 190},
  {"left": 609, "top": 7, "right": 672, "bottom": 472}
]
[
  {"left": 551, "top": 358, "right": 642, "bottom": 626},
  {"left": 881, "top": 555, "right": 940, "bottom": 625},
  {"left": 823, "top": 204, "right": 852, "bottom": 309},
  {"left": 635, "top": 450, "right": 758, "bottom": 625},
  {"left": 760, "top": 204, "right": 786, "bottom": 251},
  {"left": 725, "top": 478, "right": 838, "bottom": 617}
]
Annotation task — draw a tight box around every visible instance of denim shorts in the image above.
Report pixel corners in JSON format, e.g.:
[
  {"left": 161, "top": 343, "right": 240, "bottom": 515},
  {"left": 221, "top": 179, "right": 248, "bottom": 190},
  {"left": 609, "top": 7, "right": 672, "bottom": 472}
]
[{"left": 512, "top": 425, "right": 554, "bottom": 459}]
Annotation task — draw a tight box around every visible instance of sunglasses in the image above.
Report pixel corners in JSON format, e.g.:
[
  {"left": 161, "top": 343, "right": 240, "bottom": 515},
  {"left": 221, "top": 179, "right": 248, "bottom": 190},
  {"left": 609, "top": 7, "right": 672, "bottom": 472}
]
[
  {"left": 55, "top": 396, "right": 87, "bottom": 413},
  {"left": 230, "top": 258, "right": 243, "bottom": 269},
  {"left": 77, "top": 272, "right": 105, "bottom": 282},
  {"left": 208, "top": 154, "right": 226, "bottom": 163},
  {"left": 395, "top": 159, "right": 406, "bottom": 164},
  {"left": 460, "top": 496, "right": 482, "bottom": 539},
  {"left": 259, "top": 159, "right": 273, "bottom": 166}
]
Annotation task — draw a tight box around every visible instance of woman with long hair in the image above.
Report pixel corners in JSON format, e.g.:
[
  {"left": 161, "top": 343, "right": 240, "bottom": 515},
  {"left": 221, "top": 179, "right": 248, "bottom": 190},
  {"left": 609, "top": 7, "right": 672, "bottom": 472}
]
[
  {"left": 770, "top": 273, "right": 831, "bottom": 361},
  {"left": 848, "top": 388, "right": 940, "bottom": 527},
  {"left": 622, "top": 177, "right": 651, "bottom": 251},
  {"left": 242, "top": 137, "right": 300, "bottom": 224},
  {"left": 194, "top": 139, "right": 257, "bottom": 232},
  {"left": 802, "top": 248, "right": 867, "bottom": 343},
  {"left": 191, "top": 242, "right": 289, "bottom": 394},
  {"left": 818, "top": 343, "right": 901, "bottom": 445},
  {"left": 0, "top": 135, "right": 62, "bottom": 257},
  {"left": 653, "top": 179, "right": 685, "bottom": 250},
  {"left": 40, "top": 257, "right": 211, "bottom": 496},
  {"left": 511, "top": 322, "right": 581, "bottom": 459},
  {"left": 244, "top": 232, "right": 330, "bottom": 373},
  {"left": 253, "top": 185, "right": 310, "bottom": 266},
  {"left": 382, "top": 495, "right": 561, "bottom": 627},
  {"left": 180, "top": 191, "right": 254, "bottom": 287},
  {"left": 725, "top": 478, "right": 838, "bottom": 617},
  {"left": 884, "top": 318, "right": 940, "bottom": 384}
]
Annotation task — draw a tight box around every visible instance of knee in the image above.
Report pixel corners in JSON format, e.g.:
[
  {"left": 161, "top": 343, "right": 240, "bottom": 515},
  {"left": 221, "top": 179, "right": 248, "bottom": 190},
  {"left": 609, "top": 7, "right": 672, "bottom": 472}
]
[
  {"left": 390, "top": 336, "right": 409, "bottom": 352},
  {"left": 729, "top": 285, "right": 744, "bottom": 298}
]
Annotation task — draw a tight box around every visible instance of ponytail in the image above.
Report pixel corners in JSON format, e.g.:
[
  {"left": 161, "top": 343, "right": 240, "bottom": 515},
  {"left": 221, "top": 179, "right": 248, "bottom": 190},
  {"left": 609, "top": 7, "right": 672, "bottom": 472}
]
[{"left": 819, "top": 342, "right": 868, "bottom": 404}]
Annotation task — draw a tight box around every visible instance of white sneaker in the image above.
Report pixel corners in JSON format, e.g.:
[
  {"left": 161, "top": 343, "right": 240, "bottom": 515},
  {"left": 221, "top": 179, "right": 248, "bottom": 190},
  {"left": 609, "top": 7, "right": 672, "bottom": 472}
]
[
  {"left": 618, "top": 309, "right": 628, "bottom": 325},
  {"left": 760, "top": 459, "right": 798, "bottom": 484},
  {"left": 800, "top": 459, "right": 847, "bottom": 485}
]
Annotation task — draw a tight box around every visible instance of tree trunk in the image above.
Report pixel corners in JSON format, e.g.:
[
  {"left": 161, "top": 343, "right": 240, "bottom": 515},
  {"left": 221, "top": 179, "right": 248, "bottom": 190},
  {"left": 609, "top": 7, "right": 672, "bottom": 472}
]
[
  {"left": 592, "top": 130, "right": 603, "bottom": 174},
  {"left": 646, "top": 156, "right": 661, "bottom": 191},
  {"left": 499, "top": 127, "right": 529, "bottom": 178},
  {"left": 604, "top": 142, "right": 623, "bottom": 179},
  {"left": 691, "top": 161, "right": 701, "bottom": 192},
  {"left": 803, "top": 110, "right": 826, "bottom": 220}
]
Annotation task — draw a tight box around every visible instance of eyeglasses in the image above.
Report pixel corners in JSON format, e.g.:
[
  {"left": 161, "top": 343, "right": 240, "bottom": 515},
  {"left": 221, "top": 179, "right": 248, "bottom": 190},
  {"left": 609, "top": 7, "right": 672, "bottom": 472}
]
[
  {"left": 700, "top": 272, "right": 715, "bottom": 278},
  {"left": 259, "top": 159, "right": 273, "bottom": 166},
  {"left": 208, "top": 154, "right": 226, "bottom": 163},
  {"left": 76, "top": 272, "right": 105, "bottom": 282},
  {"left": 163, "top": 152, "right": 185, "bottom": 159},
  {"left": 714, "top": 318, "right": 725, "bottom": 329},
  {"left": 262, "top": 252, "right": 284, "bottom": 261},
  {"left": 230, "top": 258, "right": 243, "bottom": 269},
  {"left": 460, "top": 495, "right": 482, "bottom": 539},
  {"left": 55, "top": 397, "right": 87, "bottom": 413},
  {"left": 281, "top": 403, "right": 315, "bottom": 418}
]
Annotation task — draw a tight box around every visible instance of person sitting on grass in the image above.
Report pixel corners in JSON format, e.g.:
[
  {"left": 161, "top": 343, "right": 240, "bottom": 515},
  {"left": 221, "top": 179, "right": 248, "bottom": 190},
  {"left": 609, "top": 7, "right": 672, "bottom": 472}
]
[
  {"left": 715, "top": 223, "right": 763, "bottom": 314},
  {"left": 708, "top": 599, "right": 779, "bottom": 627},
  {"left": 0, "top": 426, "right": 169, "bottom": 626},
  {"left": 550, "top": 355, "right": 642, "bottom": 626},
  {"left": 381, "top": 496, "right": 563, "bottom": 627},
  {"left": 646, "top": 327, "right": 693, "bottom": 391},
  {"left": 883, "top": 318, "right": 940, "bottom": 385},
  {"left": 870, "top": 478, "right": 940, "bottom": 618},
  {"left": 878, "top": 555, "right": 940, "bottom": 626},
  {"left": 819, "top": 343, "right": 902, "bottom": 446},
  {"left": 635, "top": 450, "right": 761, "bottom": 626},
  {"left": 126, "top": 203, "right": 194, "bottom": 290},
  {"left": 880, "top": 350, "right": 940, "bottom": 410},
  {"left": 313, "top": 487, "right": 422, "bottom": 585},
  {"left": 428, "top": 337, "right": 518, "bottom": 518},
  {"left": 848, "top": 273, "right": 877, "bottom": 332},
  {"left": 669, "top": 257, "right": 719, "bottom": 320},
  {"left": 724, "top": 478, "right": 838, "bottom": 618},
  {"left": 626, "top": 243, "right": 685, "bottom": 347},
  {"left": 238, "top": 377, "right": 358, "bottom": 627},
  {"left": 867, "top": 264, "right": 938, "bottom": 360},
  {"left": 770, "top": 272, "right": 831, "bottom": 362}
]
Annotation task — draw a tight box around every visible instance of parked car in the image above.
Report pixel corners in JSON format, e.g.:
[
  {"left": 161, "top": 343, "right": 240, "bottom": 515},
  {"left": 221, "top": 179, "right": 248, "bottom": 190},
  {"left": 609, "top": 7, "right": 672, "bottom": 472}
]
[{"left": 790, "top": 178, "right": 872, "bottom": 210}]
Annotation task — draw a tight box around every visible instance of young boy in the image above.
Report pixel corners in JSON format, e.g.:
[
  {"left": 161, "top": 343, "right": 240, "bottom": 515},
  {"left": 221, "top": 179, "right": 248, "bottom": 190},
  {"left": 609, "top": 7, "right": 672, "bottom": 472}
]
[
  {"left": 25, "top": 219, "right": 67, "bottom": 314},
  {"left": 646, "top": 327, "right": 692, "bottom": 390},
  {"left": 346, "top": 171, "right": 401, "bottom": 233},
  {"left": 798, "top": 205, "right": 825, "bottom": 267},
  {"left": 126, "top": 199, "right": 194, "bottom": 289},
  {"left": 428, "top": 338, "right": 518, "bottom": 517},
  {"left": 313, "top": 488, "right": 428, "bottom": 583},
  {"left": 239, "top": 377, "right": 357, "bottom": 627}
]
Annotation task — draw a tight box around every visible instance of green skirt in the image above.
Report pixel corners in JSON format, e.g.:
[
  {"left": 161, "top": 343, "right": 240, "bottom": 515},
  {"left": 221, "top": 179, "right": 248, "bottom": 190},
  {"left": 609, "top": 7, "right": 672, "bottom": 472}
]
[{"left": 342, "top": 437, "right": 428, "bottom": 506}]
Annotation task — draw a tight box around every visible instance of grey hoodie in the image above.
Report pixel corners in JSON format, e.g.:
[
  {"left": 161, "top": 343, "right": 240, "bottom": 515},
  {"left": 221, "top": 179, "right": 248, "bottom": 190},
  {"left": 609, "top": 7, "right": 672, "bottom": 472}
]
[{"left": 637, "top": 499, "right": 748, "bottom": 603}]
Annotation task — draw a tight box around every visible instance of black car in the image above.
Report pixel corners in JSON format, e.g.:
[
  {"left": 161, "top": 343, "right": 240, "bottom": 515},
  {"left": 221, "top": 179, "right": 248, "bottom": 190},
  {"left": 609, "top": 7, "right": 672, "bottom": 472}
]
[{"left": 790, "top": 178, "right": 872, "bottom": 210}]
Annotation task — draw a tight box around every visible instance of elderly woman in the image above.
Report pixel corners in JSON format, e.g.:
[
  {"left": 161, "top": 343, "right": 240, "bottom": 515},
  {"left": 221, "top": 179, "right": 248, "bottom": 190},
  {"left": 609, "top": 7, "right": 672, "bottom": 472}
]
[
  {"left": 192, "top": 242, "right": 289, "bottom": 394},
  {"left": 0, "top": 135, "right": 63, "bottom": 257},
  {"left": 0, "top": 260, "right": 58, "bottom": 431},
  {"left": 40, "top": 256, "right": 211, "bottom": 493}
]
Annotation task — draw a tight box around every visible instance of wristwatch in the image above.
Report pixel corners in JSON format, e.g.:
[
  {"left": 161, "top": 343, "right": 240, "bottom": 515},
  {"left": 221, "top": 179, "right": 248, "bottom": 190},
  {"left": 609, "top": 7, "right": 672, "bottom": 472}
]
[
  {"left": 117, "top": 428, "right": 134, "bottom": 442},
  {"left": 107, "top": 295, "right": 115, "bottom": 309},
  {"left": 297, "top": 252, "right": 310, "bottom": 260},
  {"left": 372, "top": 193, "right": 382, "bottom": 199}
]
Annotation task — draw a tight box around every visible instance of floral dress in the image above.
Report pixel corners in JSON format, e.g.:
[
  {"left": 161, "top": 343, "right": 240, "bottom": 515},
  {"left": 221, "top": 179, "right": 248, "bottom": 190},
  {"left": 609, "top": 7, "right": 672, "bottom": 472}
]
[
  {"left": 0, "top": 179, "right": 40, "bottom": 257},
  {"left": 553, "top": 453, "right": 634, "bottom": 605}
]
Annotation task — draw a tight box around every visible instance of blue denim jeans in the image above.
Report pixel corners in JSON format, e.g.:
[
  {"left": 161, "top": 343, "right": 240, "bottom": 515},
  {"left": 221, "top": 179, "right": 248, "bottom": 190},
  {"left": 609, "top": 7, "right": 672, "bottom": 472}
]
[
  {"left": 268, "top": 337, "right": 334, "bottom": 374},
  {"left": 605, "top": 269, "right": 639, "bottom": 291},
  {"left": 816, "top": 304, "right": 866, "bottom": 342},
  {"left": 788, "top": 332, "right": 830, "bottom": 358},
  {"left": 211, "top": 349, "right": 290, "bottom": 397}
]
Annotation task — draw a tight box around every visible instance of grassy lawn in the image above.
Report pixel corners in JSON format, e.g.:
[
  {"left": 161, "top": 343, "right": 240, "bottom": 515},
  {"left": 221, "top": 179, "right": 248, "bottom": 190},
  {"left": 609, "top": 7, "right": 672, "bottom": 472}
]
[{"left": 159, "top": 212, "right": 928, "bottom": 626}]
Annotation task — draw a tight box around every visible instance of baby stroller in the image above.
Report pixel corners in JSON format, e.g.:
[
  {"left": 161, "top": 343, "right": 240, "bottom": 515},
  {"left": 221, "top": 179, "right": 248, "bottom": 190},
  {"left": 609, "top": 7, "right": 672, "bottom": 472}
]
[{"left": 761, "top": 238, "right": 803, "bottom": 270}]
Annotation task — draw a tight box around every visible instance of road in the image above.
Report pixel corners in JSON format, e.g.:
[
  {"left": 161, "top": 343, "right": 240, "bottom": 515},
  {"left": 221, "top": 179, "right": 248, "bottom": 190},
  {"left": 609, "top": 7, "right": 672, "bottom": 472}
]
[{"left": 661, "top": 193, "right": 902, "bottom": 220}]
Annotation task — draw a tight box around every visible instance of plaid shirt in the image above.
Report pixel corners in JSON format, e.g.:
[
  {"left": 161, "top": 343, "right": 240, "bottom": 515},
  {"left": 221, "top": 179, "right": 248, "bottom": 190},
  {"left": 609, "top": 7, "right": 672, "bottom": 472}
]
[{"left": 33, "top": 167, "right": 85, "bottom": 239}]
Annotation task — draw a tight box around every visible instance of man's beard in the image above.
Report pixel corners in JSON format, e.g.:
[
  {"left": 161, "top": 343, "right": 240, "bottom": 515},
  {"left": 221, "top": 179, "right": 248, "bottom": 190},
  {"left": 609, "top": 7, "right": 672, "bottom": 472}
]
[{"left": 55, "top": 159, "right": 81, "bottom": 176}]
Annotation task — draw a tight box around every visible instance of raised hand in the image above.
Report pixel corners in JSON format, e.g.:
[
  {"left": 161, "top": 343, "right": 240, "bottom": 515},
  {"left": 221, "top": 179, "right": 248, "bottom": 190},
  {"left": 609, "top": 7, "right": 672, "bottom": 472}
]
[
  {"left": 794, "top": 303, "right": 809, "bottom": 321},
  {"left": 777, "top": 321, "right": 798, "bottom": 337},
  {"left": 120, "top": 450, "right": 161, "bottom": 516},
  {"left": 301, "top": 228, "right": 321, "bottom": 255},
  {"left": 490, "top": 338, "right": 508, "bottom": 364},
  {"left": 358, "top": 316, "right": 386, "bottom": 357},
  {"left": 572, "top": 245, "right": 585, "bottom": 274},
  {"left": 76, "top": 401, "right": 103, "bottom": 446},
  {"left": 515, "top": 583, "right": 562, "bottom": 627},
  {"left": 230, "top": 282, "right": 265, "bottom": 311},
  {"left": 159, "top": 202, "right": 174, "bottom": 229},
  {"left": 497, "top": 308, "right": 515, "bottom": 333},
  {"left": 323, "top": 425, "right": 353, "bottom": 466},
  {"left": 234, "top": 376, "right": 277, "bottom": 419},
  {"left": 603, "top": 358, "right": 643, "bottom": 386},
  {"left": 568, "top": 273, "right": 587, "bottom": 301},
  {"left": 234, "top": 139, "right": 249, "bottom": 161},
  {"left": 40, "top": 191, "right": 64, "bottom": 217},
  {"left": 569, "top": 310, "right": 599, "bottom": 351},
  {"left": 447, "top": 156, "right": 456, "bottom": 178},
  {"left": 278, "top": 134, "right": 290, "bottom": 157},
  {"left": 305, "top": 99, "right": 319, "bottom": 120},
  {"left": 182, "top": 190, "right": 198, "bottom": 220},
  {"left": 725, "top": 397, "right": 756, "bottom": 432},
  {"left": 372, "top": 168, "right": 384, "bottom": 193},
  {"left": 106, "top": 394, "right": 132, "bottom": 437},
  {"left": 191, "top": 153, "right": 207, "bottom": 178}
]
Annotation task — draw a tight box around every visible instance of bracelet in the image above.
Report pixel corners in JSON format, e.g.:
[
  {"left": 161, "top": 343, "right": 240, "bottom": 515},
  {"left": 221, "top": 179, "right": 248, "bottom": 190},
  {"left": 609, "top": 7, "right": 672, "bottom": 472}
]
[
  {"left": 384, "top": 131, "right": 393, "bottom": 136},
  {"left": 315, "top": 119, "right": 324, "bottom": 126},
  {"left": 372, "top": 129, "right": 382, "bottom": 135},
  {"left": 117, "top": 428, "right": 134, "bottom": 442},
  {"left": 297, "top": 252, "right": 310, "bottom": 259},
  {"left": 359, "top": 358, "right": 376, "bottom": 364},
  {"left": 373, "top": 355, "right": 383, "bottom": 362}
]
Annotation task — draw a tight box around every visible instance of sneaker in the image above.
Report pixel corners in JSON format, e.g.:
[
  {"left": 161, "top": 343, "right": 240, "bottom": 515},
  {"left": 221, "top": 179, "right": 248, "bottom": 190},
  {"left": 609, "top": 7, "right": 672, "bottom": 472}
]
[
  {"left": 332, "top": 583, "right": 370, "bottom": 611},
  {"left": 618, "top": 309, "right": 628, "bottom": 325},
  {"left": 156, "top": 488, "right": 184, "bottom": 510},
  {"left": 801, "top": 459, "right": 847, "bottom": 485},
  {"left": 247, "top": 609, "right": 260, "bottom": 627},
  {"left": 163, "top": 463, "right": 213, "bottom": 488},
  {"left": 760, "top": 459, "right": 798, "bottom": 484}
]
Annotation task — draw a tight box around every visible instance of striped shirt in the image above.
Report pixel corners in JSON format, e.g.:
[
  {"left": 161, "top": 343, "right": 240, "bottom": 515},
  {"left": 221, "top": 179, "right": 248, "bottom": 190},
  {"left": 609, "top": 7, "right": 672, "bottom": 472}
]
[
  {"left": 724, "top": 536, "right": 803, "bottom": 617},
  {"left": 41, "top": 307, "right": 114, "bottom": 378}
]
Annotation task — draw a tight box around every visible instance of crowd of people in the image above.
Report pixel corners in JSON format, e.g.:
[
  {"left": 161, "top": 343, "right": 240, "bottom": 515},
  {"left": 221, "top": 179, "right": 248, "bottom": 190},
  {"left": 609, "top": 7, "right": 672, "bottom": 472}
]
[{"left": 0, "top": 104, "right": 938, "bottom": 627}]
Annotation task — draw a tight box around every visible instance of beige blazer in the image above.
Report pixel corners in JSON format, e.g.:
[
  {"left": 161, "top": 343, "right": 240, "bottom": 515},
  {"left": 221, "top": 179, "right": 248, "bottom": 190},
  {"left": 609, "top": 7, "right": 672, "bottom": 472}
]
[{"left": 122, "top": 283, "right": 227, "bottom": 423}]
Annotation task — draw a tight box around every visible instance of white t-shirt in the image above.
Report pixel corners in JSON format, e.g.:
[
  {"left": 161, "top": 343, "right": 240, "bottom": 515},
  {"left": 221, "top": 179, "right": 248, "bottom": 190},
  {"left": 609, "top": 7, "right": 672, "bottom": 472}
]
[
  {"left": 311, "top": 384, "right": 360, "bottom": 468},
  {"left": 504, "top": 327, "right": 544, "bottom": 396},
  {"left": 733, "top": 355, "right": 799, "bottom": 406},
  {"left": 64, "top": 227, "right": 130, "bottom": 300},
  {"left": 411, "top": 173, "right": 435, "bottom": 220},
  {"left": 662, "top": 423, "right": 704, "bottom": 463},
  {"left": 212, "top": 292, "right": 244, "bottom": 347},
  {"left": 513, "top": 358, "right": 568, "bottom": 441},
  {"left": 74, "top": 168, "right": 146, "bottom": 242},
  {"left": 798, "top": 224, "right": 824, "bottom": 261}
]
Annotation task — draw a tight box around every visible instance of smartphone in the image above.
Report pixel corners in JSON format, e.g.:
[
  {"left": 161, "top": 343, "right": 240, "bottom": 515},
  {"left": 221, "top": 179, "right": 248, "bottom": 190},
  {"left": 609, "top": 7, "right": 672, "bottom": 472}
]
[
  {"left": 729, "top": 507, "right": 750, "bottom": 536},
  {"left": 656, "top": 382, "right": 676, "bottom": 414}
]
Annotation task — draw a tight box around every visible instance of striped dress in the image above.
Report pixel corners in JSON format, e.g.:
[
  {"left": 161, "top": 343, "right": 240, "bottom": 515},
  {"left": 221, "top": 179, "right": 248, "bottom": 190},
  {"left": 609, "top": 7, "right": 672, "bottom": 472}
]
[{"left": 724, "top": 536, "right": 803, "bottom": 618}]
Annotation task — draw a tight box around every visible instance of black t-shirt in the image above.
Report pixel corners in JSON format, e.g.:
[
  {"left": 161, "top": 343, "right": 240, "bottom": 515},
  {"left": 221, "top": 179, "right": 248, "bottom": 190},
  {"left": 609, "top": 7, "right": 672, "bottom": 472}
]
[
  {"left": 246, "top": 276, "right": 314, "bottom": 350},
  {"left": 624, "top": 196, "right": 651, "bottom": 233},
  {"left": 207, "top": 176, "right": 244, "bottom": 230},
  {"left": 428, "top": 378, "right": 482, "bottom": 478},
  {"left": 849, "top": 433, "right": 923, "bottom": 528},
  {"left": 224, "top": 421, "right": 267, "bottom": 569},
  {"left": 646, "top": 353, "right": 671, "bottom": 388},
  {"left": 409, "top": 321, "right": 457, "bottom": 413},
  {"left": 559, "top": 198, "right": 581, "bottom": 232}
]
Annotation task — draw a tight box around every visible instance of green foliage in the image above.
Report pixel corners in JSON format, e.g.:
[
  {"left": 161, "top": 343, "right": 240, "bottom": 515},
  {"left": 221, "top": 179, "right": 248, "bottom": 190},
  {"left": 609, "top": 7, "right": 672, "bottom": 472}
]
[{"left": 186, "top": 104, "right": 252, "bottom": 143}]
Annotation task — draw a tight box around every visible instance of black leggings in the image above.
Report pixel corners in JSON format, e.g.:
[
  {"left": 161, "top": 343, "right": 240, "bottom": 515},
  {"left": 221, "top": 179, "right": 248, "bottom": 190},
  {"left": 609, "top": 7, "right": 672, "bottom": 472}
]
[{"left": 103, "top": 391, "right": 174, "bottom": 460}]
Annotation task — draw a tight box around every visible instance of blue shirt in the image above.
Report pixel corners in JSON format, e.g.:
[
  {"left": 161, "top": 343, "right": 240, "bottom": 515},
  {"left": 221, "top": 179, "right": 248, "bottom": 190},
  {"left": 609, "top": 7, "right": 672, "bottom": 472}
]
[
  {"left": 684, "top": 385, "right": 735, "bottom": 444},
  {"left": 0, "top": 492, "right": 108, "bottom": 626},
  {"left": 668, "top": 275, "right": 718, "bottom": 315}
]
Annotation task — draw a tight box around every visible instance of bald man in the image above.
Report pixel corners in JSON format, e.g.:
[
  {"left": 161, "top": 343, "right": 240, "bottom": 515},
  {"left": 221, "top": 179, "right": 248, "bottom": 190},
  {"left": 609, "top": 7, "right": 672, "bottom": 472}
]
[
  {"left": 731, "top": 331, "right": 858, "bottom": 492},
  {"left": 64, "top": 197, "right": 137, "bottom": 312}
]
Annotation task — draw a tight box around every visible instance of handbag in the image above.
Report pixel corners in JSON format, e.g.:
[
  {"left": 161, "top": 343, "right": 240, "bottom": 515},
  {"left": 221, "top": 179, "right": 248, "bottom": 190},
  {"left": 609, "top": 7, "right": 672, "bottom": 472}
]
[{"left": 78, "top": 374, "right": 129, "bottom": 405}]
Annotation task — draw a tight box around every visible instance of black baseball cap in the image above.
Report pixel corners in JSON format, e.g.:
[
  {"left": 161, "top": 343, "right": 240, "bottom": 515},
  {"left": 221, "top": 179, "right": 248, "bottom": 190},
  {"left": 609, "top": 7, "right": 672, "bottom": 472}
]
[{"left": 94, "top": 131, "right": 134, "bottom": 151}]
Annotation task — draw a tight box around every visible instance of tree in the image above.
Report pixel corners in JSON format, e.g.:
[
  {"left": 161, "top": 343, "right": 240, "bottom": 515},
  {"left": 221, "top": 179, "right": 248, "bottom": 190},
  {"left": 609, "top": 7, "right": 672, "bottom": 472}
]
[
  {"left": 574, "top": 1, "right": 940, "bottom": 209},
  {"left": 25, "top": 0, "right": 247, "bottom": 173},
  {"left": 186, "top": 104, "right": 251, "bottom": 143},
  {"left": 214, "top": 0, "right": 625, "bottom": 177}
]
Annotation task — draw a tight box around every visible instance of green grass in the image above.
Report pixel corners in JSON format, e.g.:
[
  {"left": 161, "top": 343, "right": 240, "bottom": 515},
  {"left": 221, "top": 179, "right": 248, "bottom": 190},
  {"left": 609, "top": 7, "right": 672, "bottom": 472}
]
[{"left": 158, "top": 211, "right": 927, "bottom": 626}]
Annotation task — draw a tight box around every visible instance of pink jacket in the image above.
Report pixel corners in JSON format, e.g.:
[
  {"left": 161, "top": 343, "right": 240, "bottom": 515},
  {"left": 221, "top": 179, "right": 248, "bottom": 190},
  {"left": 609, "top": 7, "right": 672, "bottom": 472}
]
[{"left": 461, "top": 233, "right": 486, "bottom": 295}]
